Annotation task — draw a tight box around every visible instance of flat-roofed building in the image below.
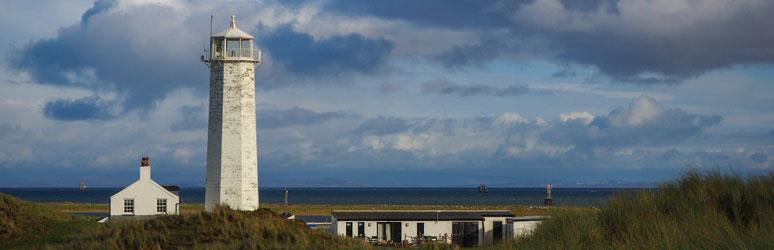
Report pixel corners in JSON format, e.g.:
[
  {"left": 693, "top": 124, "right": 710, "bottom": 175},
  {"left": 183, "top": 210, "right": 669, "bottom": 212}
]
[{"left": 331, "top": 210, "right": 514, "bottom": 247}]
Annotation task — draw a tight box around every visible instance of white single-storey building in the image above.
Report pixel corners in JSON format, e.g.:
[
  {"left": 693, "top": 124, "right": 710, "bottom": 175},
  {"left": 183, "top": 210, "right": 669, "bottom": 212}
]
[
  {"left": 510, "top": 215, "right": 548, "bottom": 237},
  {"left": 109, "top": 157, "right": 180, "bottom": 217},
  {"left": 331, "top": 210, "right": 515, "bottom": 247}
]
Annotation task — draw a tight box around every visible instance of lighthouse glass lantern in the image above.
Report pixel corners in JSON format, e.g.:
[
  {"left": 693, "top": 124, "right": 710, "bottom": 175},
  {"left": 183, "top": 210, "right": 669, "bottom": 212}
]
[{"left": 206, "top": 16, "right": 260, "bottom": 63}]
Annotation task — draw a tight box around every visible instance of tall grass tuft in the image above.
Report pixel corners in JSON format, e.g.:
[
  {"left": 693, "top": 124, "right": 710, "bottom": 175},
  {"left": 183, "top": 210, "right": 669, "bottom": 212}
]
[
  {"left": 0, "top": 192, "right": 75, "bottom": 240},
  {"left": 514, "top": 170, "right": 774, "bottom": 249},
  {"left": 60, "top": 206, "right": 369, "bottom": 249}
]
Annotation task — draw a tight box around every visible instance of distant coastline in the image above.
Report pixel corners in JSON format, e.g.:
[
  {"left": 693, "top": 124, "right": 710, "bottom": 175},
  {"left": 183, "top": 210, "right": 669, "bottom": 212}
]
[{"left": 0, "top": 187, "right": 642, "bottom": 206}]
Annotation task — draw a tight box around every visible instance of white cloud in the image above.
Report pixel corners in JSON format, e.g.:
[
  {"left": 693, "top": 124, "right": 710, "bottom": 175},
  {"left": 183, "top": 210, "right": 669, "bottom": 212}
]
[
  {"left": 560, "top": 111, "right": 594, "bottom": 124},
  {"left": 495, "top": 112, "right": 528, "bottom": 126}
]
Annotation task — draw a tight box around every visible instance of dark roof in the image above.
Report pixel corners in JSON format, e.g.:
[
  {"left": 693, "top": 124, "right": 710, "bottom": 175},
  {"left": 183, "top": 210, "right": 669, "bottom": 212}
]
[
  {"left": 296, "top": 215, "right": 332, "bottom": 223},
  {"left": 162, "top": 185, "right": 180, "bottom": 192},
  {"left": 332, "top": 210, "right": 514, "bottom": 221},
  {"left": 510, "top": 216, "right": 549, "bottom": 222}
]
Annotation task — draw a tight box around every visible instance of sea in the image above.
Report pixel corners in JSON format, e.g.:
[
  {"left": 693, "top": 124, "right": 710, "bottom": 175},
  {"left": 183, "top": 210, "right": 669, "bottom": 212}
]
[{"left": 0, "top": 187, "right": 641, "bottom": 206}]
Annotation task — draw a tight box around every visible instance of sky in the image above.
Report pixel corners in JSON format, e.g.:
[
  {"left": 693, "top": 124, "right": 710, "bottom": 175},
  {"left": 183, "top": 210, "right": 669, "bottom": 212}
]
[{"left": 0, "top": 0, "right": 772, "bottom": 187}]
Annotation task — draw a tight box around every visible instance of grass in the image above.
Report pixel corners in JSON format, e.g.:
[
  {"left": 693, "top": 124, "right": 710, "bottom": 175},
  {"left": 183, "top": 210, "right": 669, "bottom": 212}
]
[
  {"left": 61, "top": 207, "right": 368, "bottom": 249},
  {"left": 0, "top": 193, "right": 95, "bottom": 248},
  {"left": 508, "top": 170, "right": 774, "bottom": 249},
  {"left": 0, "top": 193, "right": 369, "bottom": 249}
]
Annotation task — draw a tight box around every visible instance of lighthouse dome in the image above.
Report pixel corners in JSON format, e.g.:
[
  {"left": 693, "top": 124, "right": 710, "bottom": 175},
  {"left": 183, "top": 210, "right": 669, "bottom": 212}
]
[{"left": 212, "top": 15, "right": 254, "bottom": 39}]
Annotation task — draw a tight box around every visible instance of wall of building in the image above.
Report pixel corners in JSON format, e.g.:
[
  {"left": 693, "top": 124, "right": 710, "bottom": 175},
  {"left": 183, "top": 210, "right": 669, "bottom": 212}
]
[
  {"left": 482, "top": 216, "right": 509, "bottom": 245},
  {"left": 334, "top": 219, "right": 501, "bottom": 245},
  {"left": 513, "top": 220, "right": 542, "bottom": 237},
  {"left": 110, "top": 179, "right": 179, "bottom": 216},
  {"left": 205, "top": 60, "right": 259, "bottom": 211}
]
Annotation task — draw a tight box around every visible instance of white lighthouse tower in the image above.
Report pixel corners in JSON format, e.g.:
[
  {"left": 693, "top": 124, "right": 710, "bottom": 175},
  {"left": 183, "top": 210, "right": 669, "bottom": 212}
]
[{"left": 203, "top": 16, "right": 261, "bottom": 211}]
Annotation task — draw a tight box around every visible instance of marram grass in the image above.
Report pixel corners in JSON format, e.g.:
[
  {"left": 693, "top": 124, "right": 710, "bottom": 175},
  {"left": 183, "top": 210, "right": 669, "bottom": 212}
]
[{"left": 511, "top": 170, "right": 774, "bottom": 250}]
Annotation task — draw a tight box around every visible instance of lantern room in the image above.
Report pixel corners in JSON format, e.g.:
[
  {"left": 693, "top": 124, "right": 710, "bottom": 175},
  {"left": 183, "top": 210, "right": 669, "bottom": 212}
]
[{"left": 207, "top": 16, "right": 260, "bottom": 63}]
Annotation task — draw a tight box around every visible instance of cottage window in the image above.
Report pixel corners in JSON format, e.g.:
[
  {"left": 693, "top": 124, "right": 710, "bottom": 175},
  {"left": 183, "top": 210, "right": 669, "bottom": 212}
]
[
  {"left": 157, "top": 199, "right": 167, "bottom": 213},
  {"left": 124, "top": 199, "right": 134, "bottom": 213}
]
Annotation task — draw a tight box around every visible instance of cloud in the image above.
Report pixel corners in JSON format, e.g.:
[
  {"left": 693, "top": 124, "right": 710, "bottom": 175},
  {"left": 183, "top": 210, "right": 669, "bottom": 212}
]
[
  {"left": 352, "top": 116, "right": 410, "bottom": 135},
  {"left": 8, "top": 1, "right": 205, "bottom": 113},
  {"left": 7, "top": 0, "right": 398, "bottom": 117},
  {"left": 750, "top": 152, "right": 767, "bottom": 164},
  {"left": 323, "top": 0, "right": 518, "bottom": 29},
  {"left": 169, "top": 105, "right": 206, "bottom": 131},
  {"left": 560, "top": 111, "right": 594, "bottom": 124},
  {"left": 518, "top": 0, "right": 774, "bottom": 82},
  {"left": 332, "top": 0, "right": 774, "bottom": 83},
  {"left": 258, "top": 107, "right": 346, "bottom": 129},
  {"left": 421, "top": 78, "right": 529, "bottom": 97},
  {"left": 43, "top": 96, "right": 116, "bottom": 121},
  {"left": 544, "top": 96, "right": 722, "bottom": 148},
  {"left": 259, "top": 25, "right": 394, "bottom": 76}
]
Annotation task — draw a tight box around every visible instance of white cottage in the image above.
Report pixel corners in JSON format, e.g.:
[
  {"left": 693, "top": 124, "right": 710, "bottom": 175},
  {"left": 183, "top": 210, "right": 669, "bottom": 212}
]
[
  {"left": 331, "top": 210, "right": 514, "bottom": 247},
  {"left": 110, "top": 157, "right": 180, "bottom": 217}
]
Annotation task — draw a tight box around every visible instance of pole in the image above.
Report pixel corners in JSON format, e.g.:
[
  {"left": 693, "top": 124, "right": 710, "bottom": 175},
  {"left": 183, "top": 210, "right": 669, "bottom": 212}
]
[
  {"left": 209, "top": 15, "right": 213, "bottom": 61},
  {"left": 284, "top": 187, "right": 288, "bottom": 215}
]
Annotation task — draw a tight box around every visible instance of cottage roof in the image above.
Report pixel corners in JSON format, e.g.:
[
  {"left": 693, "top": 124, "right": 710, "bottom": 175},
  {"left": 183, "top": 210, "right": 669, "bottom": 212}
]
[
  {"left": 296, "top": 215, "right": 332, "bottom": 223},
  {"left": 509, "top": 215, "right": 549, "bottom": 222},
  {"left": 213, "top": 16, "right": 254, "bottom": 39},
  {"left": 162, "top": 185, "right": 180, "bottom": 192},
  {"left": 331, "top": 210, "right": 514, "bottom": 221}
]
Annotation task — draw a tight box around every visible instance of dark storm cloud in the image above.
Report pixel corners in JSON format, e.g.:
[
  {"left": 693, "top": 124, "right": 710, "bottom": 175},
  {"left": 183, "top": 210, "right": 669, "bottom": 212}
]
[
  {"left": 323, "top": 0, "right": 521, "bottom": 29},
  {"left": 8, "top": 3, "right": 205, "bottom": 115},
  {"left": 390, "top": 0, "right": 774, "bottom": 83},
  {"left": 421, "top": 78, "right": 529, "bottom": 97},
  {"left": 258, "top": 107, "right": 346, "bottom": 129},
  {"left": 80, "top": 0, "right": 115, "bottom": 27},
  {"left": 259, "top": 25, "right": 394, "bottom": 75},
  {"left": 43, "top": 96, "right": 115, "bottom": 121},
  {"left": 528, "top": 1, "right": 774, "bottom": 83},
  {"left": 9, "top": 1, "right": 397, "bottom": 120}
]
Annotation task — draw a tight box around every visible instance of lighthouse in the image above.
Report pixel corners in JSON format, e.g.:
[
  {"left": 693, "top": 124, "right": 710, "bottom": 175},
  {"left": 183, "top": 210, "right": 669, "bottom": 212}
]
[{"left": 203, "top": 16, "right": 261, "bottom": 211}]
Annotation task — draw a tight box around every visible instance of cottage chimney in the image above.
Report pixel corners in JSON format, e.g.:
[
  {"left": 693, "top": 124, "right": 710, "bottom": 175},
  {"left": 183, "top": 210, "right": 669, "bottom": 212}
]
[{"left": 140, "top": 156, "right": 151, "bottom": 180}]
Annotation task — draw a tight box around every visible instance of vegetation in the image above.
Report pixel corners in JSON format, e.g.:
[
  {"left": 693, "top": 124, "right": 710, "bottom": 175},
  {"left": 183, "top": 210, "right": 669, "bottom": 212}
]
[
  {"left": 62, "top": 207, "right": 368, "bottom": 249},
  {"left": 3, "top": 170, "right": 771, "bottom": 249},
  {"left": 509, "top": 170, "right": 774, "bottom": 249},
  {"left": 0, "top": 193, "right": 94, "bottom": 248}
]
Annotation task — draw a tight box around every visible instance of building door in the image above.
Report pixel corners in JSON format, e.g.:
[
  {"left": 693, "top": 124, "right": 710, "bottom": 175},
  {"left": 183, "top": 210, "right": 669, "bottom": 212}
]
[
  {"left": 452, "top": 222, "right": 479, "bottom": 247},
  {"left": 417, "top": 222, "right": 425, "bottom": 237},
  {"left": 493, "top": 221, "right": 503, "bottom": 242},
  {"left": 358, "top": 222, "right": 365, "bottom": 237},
  {"left": 377, "top": 222, "right": 402, "bottom": 242},
  {"left": 346, "top": 222, "right": 353, "bottom": 237}
]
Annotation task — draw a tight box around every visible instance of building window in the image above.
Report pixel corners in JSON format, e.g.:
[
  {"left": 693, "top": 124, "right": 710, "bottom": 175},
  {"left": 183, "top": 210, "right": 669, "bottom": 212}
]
[
  {"left": 157, "top": 199, "right": 167, "bottom": 213},
  {"left": 124, "top": 199, "right": 134, "bottom": 213}
]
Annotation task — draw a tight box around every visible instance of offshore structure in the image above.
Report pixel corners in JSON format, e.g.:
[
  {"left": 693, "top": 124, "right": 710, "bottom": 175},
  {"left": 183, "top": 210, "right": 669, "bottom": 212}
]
[{"left": 202, "top": 16, "right": 261, "bottom": 211}]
